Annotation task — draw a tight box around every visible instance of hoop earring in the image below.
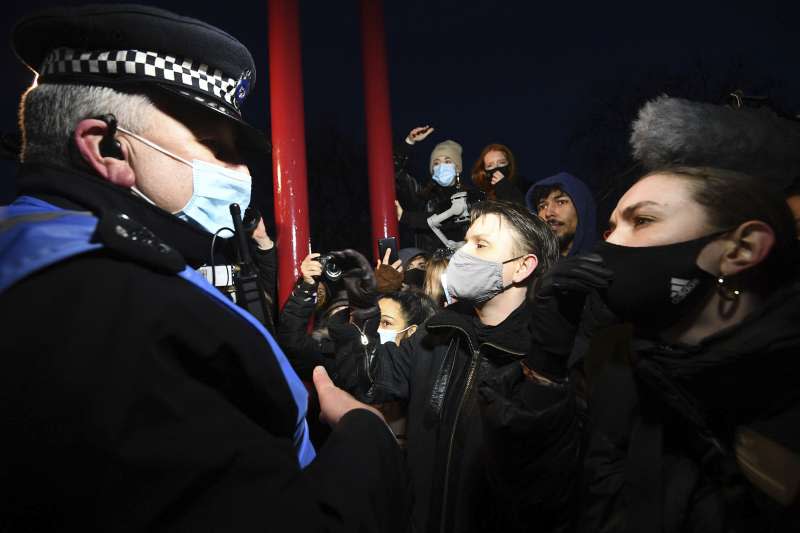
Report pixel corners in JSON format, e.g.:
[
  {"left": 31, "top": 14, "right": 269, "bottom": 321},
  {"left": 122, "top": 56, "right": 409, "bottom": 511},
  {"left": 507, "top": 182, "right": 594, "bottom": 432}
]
[{"left": 717, "top": 276, "right": 741, "bottom": 301}]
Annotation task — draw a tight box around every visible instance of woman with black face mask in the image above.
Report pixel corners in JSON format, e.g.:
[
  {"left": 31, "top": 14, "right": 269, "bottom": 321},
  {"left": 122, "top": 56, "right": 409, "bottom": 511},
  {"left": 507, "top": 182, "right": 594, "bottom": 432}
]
[
  {"left": 578, "top": 167, "right": 800, "bottom": 533},
  {"left": 470, "top": 143, "right": 525, "bottom": 205}
]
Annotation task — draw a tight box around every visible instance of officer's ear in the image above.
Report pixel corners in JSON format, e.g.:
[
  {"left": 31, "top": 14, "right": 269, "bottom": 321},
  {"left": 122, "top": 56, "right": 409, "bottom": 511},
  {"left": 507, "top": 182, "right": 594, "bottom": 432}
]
[{"left": 73, "top": 118, "right": 135, "bottom": 187}]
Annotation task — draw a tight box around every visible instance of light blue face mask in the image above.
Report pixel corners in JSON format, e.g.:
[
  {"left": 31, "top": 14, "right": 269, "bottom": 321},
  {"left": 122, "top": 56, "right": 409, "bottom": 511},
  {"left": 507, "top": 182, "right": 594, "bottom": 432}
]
[
  {"left": 432, "top": 162, "right": 457, "bottom": 187},
  {"left": 376, "top": 325, "right": 414, "bottom": 345},
  {"left": 118, "top": 126, "right": 252, "bottom": 235}
]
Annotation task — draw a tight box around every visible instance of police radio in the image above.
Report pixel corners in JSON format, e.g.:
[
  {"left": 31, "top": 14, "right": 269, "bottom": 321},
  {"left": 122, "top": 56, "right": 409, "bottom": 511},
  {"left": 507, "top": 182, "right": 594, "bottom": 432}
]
[
  {"left": 197, "top": 203, "right": 275, "bottom": 332},
  {"left": 228, "top": 203, "right": 274, "bottom": 330}
]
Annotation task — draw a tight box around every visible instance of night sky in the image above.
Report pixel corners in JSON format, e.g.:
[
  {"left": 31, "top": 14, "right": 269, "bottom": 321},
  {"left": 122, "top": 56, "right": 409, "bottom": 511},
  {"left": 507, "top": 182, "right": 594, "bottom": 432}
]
[{"left": 2, "top": 0, "right": 799, "bottom": 250}]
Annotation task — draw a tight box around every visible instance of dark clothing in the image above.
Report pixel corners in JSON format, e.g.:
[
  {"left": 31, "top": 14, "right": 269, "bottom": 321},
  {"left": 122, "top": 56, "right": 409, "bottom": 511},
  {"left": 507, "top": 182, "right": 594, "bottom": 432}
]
[
  {"left": 490, "top": 176, "right": 526, "bottom": 205},
  {"left": 395, "top": 167, "right": 425, "bottom": 248},
  {"left": 579, "top": 281, "right": 800, "bottom": 533},
  {"left": 277, "top": 279, "right": 337, "bottom": 378},
  {"left": 253, "top": 245, "right": 278, "bottom": 319},
  {"left": 277, "top": 279, "right": 382, "bottom": 449},
  {"left": 394, "top": 140, "right": 480, "bottom": 252},
  {"left": 0, "top": 163, "right": 408, "bottom": 531},
  {"left": 355, "top": 301, "right": 582, "bottom": 533},
  {"left": 277, "top": 278, "right": 377, "bottom": 394},
  {"left": 399, "top": 183, "right": 481, "bottom": 252},
  {"left": 525, "top": 172, "right": 598, "bottom": 256}
]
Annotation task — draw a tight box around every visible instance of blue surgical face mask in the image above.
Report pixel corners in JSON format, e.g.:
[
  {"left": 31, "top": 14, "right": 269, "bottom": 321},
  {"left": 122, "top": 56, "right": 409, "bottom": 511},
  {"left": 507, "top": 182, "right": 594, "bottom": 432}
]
[
  {"left": 177, "top": 160, "right": 251, "bottom": 235},
  {"left": 432, "top": 163, "right": 457, "bottom": 187},
  {"left": 118, "top": 126, "right": 252, "bottom": 235},
  {"left": 377, "top": 325, "right": 414, "bottom": 345}
]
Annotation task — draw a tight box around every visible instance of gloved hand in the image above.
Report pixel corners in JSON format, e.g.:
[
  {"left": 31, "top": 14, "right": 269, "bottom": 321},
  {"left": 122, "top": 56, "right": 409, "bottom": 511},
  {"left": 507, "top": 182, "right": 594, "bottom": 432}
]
[
  {"left": 375, "top": 247, "right": 404, "bottom": 294},
  {"left": 535, "top": 253, "right": 613, "bottom": 325},
  {"left": 527, "top": 253, "right": 613, "bottom": 381},
  {"left": 376, "top": 264, "right": 403, "bottom": 293},
  {"left": 329, "top": 249, "right": 378, "bottom": 310}
]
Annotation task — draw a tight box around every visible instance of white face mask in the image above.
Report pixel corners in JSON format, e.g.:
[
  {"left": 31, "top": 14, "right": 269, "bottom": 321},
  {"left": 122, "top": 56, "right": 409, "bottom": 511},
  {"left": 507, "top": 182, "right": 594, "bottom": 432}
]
[
  {"left": 376, "top": 325, "right": 414, "bottom": 345},
  {"left": 118, "top": 126, "right": 252, "bottom": 235}
]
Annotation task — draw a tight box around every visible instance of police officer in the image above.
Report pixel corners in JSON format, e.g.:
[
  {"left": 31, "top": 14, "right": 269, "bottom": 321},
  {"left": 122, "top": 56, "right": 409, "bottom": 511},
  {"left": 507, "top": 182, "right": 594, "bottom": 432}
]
[{"left": 0, "top": 5, "right": 406, "bottom": 531}]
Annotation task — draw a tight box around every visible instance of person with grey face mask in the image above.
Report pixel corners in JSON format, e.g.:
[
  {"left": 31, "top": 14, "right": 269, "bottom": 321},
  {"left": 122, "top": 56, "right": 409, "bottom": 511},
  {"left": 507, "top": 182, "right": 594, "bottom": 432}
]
[{"left": 341, "top": 200, "right": 588, "bottom": 533}]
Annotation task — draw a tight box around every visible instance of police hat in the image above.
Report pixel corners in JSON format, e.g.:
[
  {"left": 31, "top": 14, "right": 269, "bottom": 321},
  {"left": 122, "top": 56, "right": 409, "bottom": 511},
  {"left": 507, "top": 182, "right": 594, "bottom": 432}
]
[{"left": 12, "top": 4, "right": 267, "bottom": 152}]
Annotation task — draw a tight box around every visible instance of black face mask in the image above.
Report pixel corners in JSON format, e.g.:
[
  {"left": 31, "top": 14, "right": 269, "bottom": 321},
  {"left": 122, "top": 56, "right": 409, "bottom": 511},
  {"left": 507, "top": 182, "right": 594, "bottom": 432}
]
[
  {"left": 404, "top": 268, "right": 426, "bottom": 288},
  {"left": 485, "top": 165, "right": 509, "bottom": 180},
  {"left": 594, "top": 232, "right": 723, "bottom": 333}
]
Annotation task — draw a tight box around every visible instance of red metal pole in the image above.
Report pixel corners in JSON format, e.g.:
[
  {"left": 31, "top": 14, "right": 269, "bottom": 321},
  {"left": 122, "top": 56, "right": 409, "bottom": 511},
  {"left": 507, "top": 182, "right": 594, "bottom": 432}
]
[
  {"left": 268, "top": 0, "right": 311, "bottom": 306},
  {"left": 360, "top": 0, "right": 398, "bottom": 258}
]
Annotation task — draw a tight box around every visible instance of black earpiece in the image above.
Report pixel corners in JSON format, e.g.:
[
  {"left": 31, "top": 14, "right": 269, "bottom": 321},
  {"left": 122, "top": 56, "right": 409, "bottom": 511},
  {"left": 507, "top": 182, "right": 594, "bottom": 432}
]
[{"left": 94, "top": 114, "right": 124, "bottom": 160}]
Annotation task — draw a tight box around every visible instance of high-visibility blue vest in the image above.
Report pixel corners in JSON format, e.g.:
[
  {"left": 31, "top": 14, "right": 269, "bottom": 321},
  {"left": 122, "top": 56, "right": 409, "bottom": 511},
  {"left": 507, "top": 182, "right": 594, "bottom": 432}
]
[{"left": 0, "top": 195, "right": 316, "bottom": 467}]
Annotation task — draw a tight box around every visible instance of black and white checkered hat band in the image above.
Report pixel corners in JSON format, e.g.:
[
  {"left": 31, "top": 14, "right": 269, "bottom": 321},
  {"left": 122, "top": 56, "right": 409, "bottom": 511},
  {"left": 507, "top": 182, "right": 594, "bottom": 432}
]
[{"left": 39, "top": 47, "right": 242, "bottom": 113}]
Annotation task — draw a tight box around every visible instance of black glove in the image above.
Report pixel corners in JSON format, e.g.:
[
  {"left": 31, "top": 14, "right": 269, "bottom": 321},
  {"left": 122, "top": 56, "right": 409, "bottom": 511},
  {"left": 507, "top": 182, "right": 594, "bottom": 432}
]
[
  {"left": 526, "top": 254, "right": 613, "bottom": 380},
  {"left": 535, "top": 253, "right": 613, "bottom": 325},
  {"left": 328, "top": 249, "right": 378, "bottom": 310}
]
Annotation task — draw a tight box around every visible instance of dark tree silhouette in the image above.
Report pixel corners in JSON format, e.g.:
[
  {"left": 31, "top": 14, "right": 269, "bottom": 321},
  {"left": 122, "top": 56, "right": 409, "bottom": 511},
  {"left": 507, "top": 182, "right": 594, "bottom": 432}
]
[{"left": 559, "top": 57, "right": 786, "bottom": 232}]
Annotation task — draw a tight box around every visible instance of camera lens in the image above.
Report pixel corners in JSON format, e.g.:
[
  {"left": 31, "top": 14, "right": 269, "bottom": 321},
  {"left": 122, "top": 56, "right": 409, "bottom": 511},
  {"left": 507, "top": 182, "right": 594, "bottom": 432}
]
[
  {"left": 324, "top": 261, "right": 342, "bottom": 281},
  {"left": 317, "top": 254, "right": 343, "bottom": 281}
]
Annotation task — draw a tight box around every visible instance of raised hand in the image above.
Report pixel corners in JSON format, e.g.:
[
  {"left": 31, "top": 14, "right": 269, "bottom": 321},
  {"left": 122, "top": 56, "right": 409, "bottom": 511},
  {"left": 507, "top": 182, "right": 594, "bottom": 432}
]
[
  {"left": 300, "top": 252, "right": 322, "bottom": 284},
  {"left": 536, "top": 253, "right": 613, "bottom": 324},
  {"left": 251, "top": 217, "right": 274, "bottom": 250},
  {"left": 405, "top": 125, "right": 434, "bottom": 145},
  {"left": 328, "top": 249, "right": 377, "bottom": 310},
  {"left": 375, "top": 247, "right": 404, "bottom": 294}
]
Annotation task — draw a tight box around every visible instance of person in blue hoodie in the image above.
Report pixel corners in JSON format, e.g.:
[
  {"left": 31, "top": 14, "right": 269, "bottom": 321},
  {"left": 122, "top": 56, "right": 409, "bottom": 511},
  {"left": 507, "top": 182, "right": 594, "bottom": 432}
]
[{"left": 526, "top": 172, "right": 598, "bottom": 257}]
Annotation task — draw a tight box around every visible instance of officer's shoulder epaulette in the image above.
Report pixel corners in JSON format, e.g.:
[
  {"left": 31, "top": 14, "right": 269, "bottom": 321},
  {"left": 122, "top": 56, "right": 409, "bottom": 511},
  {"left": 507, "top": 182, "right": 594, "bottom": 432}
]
[{"left": 93, "top": 210, "right": 186, "bottom": 274}]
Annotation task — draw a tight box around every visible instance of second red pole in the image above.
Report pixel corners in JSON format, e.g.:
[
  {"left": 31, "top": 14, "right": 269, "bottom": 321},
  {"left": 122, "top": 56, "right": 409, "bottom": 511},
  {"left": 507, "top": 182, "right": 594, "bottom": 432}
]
[{"left": 360, "top": 0, "right": 398, "bottom": 259}]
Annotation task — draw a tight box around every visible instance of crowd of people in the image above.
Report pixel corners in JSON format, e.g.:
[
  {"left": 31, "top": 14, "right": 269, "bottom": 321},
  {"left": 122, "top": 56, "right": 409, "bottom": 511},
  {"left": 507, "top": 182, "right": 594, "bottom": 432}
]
[{"left": 2, "top": 3, "right": 800, "bottom": 533}]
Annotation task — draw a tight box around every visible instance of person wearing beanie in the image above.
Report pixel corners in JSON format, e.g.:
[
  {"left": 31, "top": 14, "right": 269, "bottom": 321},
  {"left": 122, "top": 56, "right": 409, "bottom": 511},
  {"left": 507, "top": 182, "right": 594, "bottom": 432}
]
[
  {"left": 394, "top": 129, "right": 479, "bottom": 252},
  {"left": 428, "top": 139, "right": 463, "bottom": 179}
]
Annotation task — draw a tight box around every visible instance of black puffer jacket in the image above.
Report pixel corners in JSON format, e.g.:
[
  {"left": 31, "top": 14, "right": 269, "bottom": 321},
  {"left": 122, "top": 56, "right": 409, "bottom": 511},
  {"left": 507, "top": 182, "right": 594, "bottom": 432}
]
[
  {"left": 579, "top": 280, "right": 800, "bottom": 533},
  {"left": 356, "top": 301, "right": 583, "bottom": 533}
]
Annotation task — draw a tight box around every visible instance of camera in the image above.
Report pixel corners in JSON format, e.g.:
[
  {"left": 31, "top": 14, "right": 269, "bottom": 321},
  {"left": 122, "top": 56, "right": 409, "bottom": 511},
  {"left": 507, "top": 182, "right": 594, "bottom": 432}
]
[{"left": 316, "top": 254, "right": 343, "bottom": 281}]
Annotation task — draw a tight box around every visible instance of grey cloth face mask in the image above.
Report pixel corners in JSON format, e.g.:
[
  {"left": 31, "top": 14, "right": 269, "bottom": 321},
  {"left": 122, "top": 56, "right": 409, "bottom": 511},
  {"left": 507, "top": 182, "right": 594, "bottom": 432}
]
[{"left": 444, "top": 248, "right": 523, "bottom": 304}]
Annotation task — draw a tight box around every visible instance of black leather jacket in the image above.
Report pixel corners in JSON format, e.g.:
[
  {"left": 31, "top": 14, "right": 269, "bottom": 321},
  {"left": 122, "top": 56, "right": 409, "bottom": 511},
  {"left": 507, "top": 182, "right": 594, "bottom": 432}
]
[{"left": 355, "top": 301, "right": 582, "bottom": 533}]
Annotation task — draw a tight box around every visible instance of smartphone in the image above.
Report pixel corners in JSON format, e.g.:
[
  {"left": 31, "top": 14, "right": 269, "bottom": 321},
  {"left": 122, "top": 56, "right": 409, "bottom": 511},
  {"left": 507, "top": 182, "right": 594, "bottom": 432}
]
[{"left": 378, "top": 236, "right": 399, "bottom": 265}]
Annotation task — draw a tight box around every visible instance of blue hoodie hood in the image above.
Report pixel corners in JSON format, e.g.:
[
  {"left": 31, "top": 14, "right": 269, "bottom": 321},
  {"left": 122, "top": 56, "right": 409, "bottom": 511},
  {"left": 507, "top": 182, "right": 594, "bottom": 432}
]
[{"left": 525, "top": 172, "right": 597, "bottom": 256}]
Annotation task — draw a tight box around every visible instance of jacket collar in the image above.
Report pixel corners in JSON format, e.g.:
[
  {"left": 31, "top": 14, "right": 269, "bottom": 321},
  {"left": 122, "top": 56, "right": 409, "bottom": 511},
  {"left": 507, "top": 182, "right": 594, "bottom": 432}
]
[
  {"left": 15, "top": 162, "right": 234, "bottom": 267},
  {"left": 425, "top": 300, "right": 531, "bottom": 357},
  {"left": 633, "top": 279, "right": 800, "bottom": 414}
]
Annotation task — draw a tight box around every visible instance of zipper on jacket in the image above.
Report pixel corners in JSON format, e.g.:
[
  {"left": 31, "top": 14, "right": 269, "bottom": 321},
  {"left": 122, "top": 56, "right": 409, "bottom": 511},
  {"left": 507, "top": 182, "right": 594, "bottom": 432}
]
[
  {"left": 428, "top": 323, "right": 527, "bottom": 533},
  {"left": 440, "top": 347, "right": 480, "bottom": 533},
  {"left": 429, "top": 323, "right": 478, "bottom": 533}
]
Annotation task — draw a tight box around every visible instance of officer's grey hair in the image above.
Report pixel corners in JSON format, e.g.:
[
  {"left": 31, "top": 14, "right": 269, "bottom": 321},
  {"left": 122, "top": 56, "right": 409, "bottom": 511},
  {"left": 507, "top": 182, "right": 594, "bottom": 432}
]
[{"left": 18, "top": 83, "right": 157, "bottom": 165}]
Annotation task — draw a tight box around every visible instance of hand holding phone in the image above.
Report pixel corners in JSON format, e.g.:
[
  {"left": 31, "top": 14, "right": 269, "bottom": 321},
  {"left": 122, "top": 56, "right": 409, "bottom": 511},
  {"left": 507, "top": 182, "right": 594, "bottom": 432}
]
[{"left": 378, "top": 236, "right": 399, "bottom": 266}]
